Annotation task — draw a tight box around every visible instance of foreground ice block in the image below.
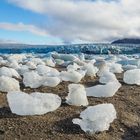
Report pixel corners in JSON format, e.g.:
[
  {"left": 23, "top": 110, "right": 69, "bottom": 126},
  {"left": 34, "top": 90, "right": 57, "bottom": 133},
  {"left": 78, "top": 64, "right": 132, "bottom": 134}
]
[
  {"left": 72, "top": 104, "right": 116, "bottom": 134},
  {"left": 7, "top": 92, "right": 61, "bottom": 116},
  {"left": 0, "top": 76, "right": 20, "bottom": 92},
  {"left": 86, "top": 81, "right": 121, "bottom": 97},
  {"left": 66, "top": 84, "right": 88, "bottom": 106},
  {"left": 123, "top": 69, "right": 140, "bottom": 85}
]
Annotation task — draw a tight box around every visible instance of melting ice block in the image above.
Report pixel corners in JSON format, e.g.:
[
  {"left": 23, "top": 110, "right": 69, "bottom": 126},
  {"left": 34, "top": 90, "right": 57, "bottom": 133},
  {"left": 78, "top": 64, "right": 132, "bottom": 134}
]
[
  {"left": 99, "top": 71, "right": 118, "bottom": 84},
  {"left": 23, "top": 71, "right": 43, "bottom": 88},
  {"left": 0, "top": 76, "right": 20, "bottom": 92},
  {"left": 66, "top": 84, "right": 88, "bottom": 106},
  {"left": 72, "top": 104, "right": 116, "bottom": 134},
  {"left": 42, "top": 76, "right": 61, "bottom": 87},
  {"left": 60, "top": 70, "right": 84, "bottom": 83},
  {"left": 7, "top": 91, "right": 61, "bottom": 116},
  {"left": 123, "top": 69, "right": 140, "bottom": 85},
  {"left": 86, "top": 81, "right": 121, "bottom": 97}
]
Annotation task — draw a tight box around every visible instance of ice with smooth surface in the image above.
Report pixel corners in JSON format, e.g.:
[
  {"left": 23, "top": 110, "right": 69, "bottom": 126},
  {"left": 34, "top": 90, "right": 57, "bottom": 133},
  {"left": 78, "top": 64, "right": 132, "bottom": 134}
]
[
  {"left": 108, "top": 63, "right": 123, "bottom": 73},
  {"left": 0, "top": 76, "right": 20, "bottom": 92},
  {"left": 66, "top": 84, "right": 88, "bottom": 106},
  {"left": 60, "top": 70, "right": 84, "bottom": 83},
  {"left": 7, "top": 91, "right": 61, "bottom": 116},
  {"left": 23, "top": 71, "right": 43, "bottom": 88},
  {"left": 86, "top": 81, "right": 121, "bottom": 97},
  {"left": 123, "top": 69, "right": 140, "bottom": 85},
  {"left": 99, "top": 71, "right": 118, "bottom": 84},
  {"left": 72, "top": 104, "right": 117, "bottom": 134},
  {"left": 42, "top": 76, "right": 61, "bottom": 87}
]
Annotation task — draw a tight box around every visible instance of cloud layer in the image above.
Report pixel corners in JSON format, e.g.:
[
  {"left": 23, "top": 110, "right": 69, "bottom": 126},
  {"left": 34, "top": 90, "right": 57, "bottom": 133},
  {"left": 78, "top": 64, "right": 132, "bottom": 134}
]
[{"left": 6, "top": 0, "right": 140, "bottom": 42}]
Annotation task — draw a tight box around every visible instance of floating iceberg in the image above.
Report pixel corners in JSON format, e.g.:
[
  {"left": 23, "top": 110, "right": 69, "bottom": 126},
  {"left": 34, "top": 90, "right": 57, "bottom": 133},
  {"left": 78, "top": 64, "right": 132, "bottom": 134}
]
[
  {"left": 7, "top": 91, "right": 61, "bottom": 116},
  {"left": 72, "top": 103, "right": 116, "bottom": 134},
  {"left": 0, "top": 76, "right": 20, "bottom": 92},
  {"left": 66, "top": 84, "right": 88, "bottom": 106},
  {"left": 86, "top": 81, "right": 121, "bottom": 97},
  {"left": 123, "top": 69, "right": 140, "bottom": 85}
]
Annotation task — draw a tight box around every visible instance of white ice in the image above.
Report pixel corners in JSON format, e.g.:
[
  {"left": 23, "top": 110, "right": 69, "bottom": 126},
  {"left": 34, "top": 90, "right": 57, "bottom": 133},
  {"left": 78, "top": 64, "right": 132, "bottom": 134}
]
[
  {"left": 72, "top": 103, "right": 116, "bottom": 134},
  {"left": 7, "top": 91, "right": 61, "bottom": 116},
  {"left": 66, "top": 84, "right": 88, "bottom": 106}
]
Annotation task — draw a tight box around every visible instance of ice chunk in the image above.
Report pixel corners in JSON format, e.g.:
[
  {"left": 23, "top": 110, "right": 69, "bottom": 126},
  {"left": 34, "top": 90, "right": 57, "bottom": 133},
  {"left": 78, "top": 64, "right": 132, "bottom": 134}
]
[
  {"left": 0, "top": 76, "right": 20, "bottom": 92},
  {"left": 26, "top": 61, "right": 37, "bottom": 69},
  {"left": 43, "top": 58, "right": 55, "bottom": 67},
  {"left": 72, "top": 104, "right": 116, "bottom": 134},
  {"left": 7, "top": 91, "right": 61, "bottom": 116},
  {"left": 66, "top": 84, "right": 88, "bottom": 106},
  {"left": 123, "top": 69, "right": 140, "bottom": 85},
  {"left": 82, "top": 63, "right": 98, "bottom": 77},
  {"left": 122, "top": 65, "right": 137, "bottom": 71},
  {"left": 0, "top": 67, "right": 21, "bottom": 79},
  {"left": 60, "top": 70, "right": 84, "bottom": 83},
  {"left": 108, "top": 63, "right": 123, "bottom": 73},
  {"left": 36, "top": 65, "right": 50, "bottom": 76},
  {"left": 99, "top": 71, "right": 118, "bottom": 84},
  {"left": 86, "top": 81, "right": 121, "bottom": 97},
  {"left": 67, "top": 63, "right": 80, "bottom": 71},
  {"left": 23, "top": 71, "right": 43, "bottom": 88},
  {"left": 42, "top": 76, "right": 61, "bottom": 87}
]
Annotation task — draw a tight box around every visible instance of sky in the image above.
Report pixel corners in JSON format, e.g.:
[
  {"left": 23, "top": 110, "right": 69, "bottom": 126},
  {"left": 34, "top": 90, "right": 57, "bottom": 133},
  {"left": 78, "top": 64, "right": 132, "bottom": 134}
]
[{"left": 0, "top": 0, "right": 140, "bottom": 45}]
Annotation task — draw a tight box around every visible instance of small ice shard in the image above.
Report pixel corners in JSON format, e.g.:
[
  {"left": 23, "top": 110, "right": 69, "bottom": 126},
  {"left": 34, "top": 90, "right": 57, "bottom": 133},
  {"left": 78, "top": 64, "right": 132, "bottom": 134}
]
[
  {"left": 72, "top": 103, "right": 117, "bottom": 134},
  {"left": 123, "top": 69, "right": 140, "bottom": 85},
  {"left": 108, "top": 63, "right": 123, "bottom": 73},
  {"left": 66, "top": 84, "right": 88, "bottom": 106},
  {"left": 86, "top": 81, "right": 121, "bottom": 97},
  {"left": 82, "top": 63, "right": 98, "bottom": 77},
  {"left": 99, "top": 71, "right": 118, "bottom": 84},
  {"left": 7, "top": 91, "right": 61, "bottom": 116},
  {"left": 23, "top": 71, "right": 43, "bottom": 88},
  {"left": 0, "top": 76, "right": 20, "bottom": 92},
  {"left": 60, "top": 70, "right": 84, "bottom": 83},
  {"left": 42, "top": 76, "right": 61, "bottom": 87},
  {"left": 0, "top": 67, "right": 21, "bottom": 79}
]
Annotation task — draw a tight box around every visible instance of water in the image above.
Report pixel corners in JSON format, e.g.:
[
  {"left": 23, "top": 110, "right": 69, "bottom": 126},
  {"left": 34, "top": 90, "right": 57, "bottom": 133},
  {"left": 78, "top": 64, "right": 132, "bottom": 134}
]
[{"left": 0, "top": 43, "right": 140, "bottom": 54}]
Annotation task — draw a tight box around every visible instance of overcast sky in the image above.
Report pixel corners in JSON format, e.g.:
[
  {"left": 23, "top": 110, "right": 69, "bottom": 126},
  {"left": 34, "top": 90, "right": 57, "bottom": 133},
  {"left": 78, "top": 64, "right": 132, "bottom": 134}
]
[{"left": 0, "top": 0, "right": 140, "bottom": 44}]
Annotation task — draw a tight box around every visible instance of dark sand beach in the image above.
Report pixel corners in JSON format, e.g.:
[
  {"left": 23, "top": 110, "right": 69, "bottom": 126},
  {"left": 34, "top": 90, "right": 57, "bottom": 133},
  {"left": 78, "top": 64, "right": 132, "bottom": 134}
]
[{"left": 0, "top": 70, "right": 139, "bottom": 140}]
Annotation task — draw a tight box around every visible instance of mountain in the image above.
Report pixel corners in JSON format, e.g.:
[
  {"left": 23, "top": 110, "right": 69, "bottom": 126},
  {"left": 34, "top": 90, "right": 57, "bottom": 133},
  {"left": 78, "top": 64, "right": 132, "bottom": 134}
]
[{"left": 112, "top": 38, "right": 140, "bottom": 44}]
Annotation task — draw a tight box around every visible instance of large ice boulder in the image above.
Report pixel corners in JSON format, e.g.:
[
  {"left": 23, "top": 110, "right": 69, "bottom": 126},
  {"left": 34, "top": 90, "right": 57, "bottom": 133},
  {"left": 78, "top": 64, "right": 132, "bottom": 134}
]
[
  {"left": 42, "top": 76, "right": 61, "bottom": 87},
  {"left": 60, "top": 70, "right": 84, "bottom": 83},
  {"left": 0, "top": 67, "right": 21, "bottom": 79},
  {"left": 72, "top": 104, "right": 116, "bottom": 134},
  {"left": 0, "top": 76, "right": 20, "bottom": 92},
  {"left": 23, "top": 71, "right": 43, "bottom": 88},
  {"left": 123, "top": 69, "right": 140, "bottom": 85},
  {"left": 7, "top": 92, "right": 61, "bottom": 116},
  {"left": 99, "top": 71, "right": 118, "bottom": 84},
  {"left": 86, "top": 81, "right": 121, "bottom": 97},
  {"left": 66, "top": 84, "right": 88, "bottom": 106}
]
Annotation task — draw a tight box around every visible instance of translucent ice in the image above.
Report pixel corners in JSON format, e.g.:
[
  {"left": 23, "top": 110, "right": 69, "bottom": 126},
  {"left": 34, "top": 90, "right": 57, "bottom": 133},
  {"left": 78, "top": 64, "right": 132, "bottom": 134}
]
[
  {"left": 72, "top": 104, "right": 116, "bottom": 134},
  {"left": 7, "top": 91, "right": 61, "bottom": 116},
  {"left": 123, "top": 69, "right": 140, "bottom": 85},
  {"left": 0, "top": 76, "right": 20, "bottom": 92},
  {"left": 66, "top": 84, "right": 88, "bottom": 106},
  {"left": 86, "top": 81, "right": 121, "bottom": 97}
]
